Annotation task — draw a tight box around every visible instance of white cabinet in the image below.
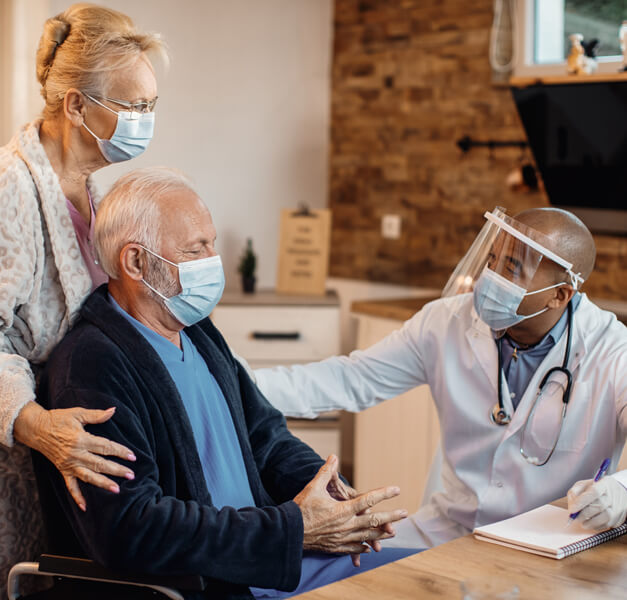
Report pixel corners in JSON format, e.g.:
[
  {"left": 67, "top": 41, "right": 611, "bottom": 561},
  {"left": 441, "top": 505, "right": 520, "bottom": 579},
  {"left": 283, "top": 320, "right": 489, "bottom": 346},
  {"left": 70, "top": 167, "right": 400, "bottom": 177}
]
[
  {"left": 212, "top": 305, "right": 339, "bottom": 367},
  {"left": 212, "top": 290, "right": 341, "bottom": 459},
  {"left": 343, "top": 311, "right": 440, "bottom": 514}
]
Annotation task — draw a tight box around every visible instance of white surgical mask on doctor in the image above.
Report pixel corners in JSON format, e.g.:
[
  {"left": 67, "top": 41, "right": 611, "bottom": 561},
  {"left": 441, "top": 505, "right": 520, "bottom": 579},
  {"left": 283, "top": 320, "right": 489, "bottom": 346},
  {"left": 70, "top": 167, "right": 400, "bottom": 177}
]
[
  {"left": 82, "top": 93, "right": 155, "bottom": 163},
  {"left": 473, "top": 265, "right": 566, "bottom": 331},
  {"left": 139, "top": 246, "right": 225, "bottom": 327}
]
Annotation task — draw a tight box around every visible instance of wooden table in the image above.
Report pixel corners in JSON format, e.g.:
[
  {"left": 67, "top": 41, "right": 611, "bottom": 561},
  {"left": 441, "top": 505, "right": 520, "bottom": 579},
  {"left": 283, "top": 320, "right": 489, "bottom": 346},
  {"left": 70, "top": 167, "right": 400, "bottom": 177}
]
[{"left": 295, "top": 501, "right": 627, "bottom": 599}]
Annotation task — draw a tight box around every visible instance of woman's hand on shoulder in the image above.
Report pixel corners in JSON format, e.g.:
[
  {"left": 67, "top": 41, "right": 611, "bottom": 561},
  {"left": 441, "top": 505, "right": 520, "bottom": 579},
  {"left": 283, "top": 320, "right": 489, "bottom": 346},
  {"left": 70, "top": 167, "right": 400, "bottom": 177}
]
[{"left": 14, "top": 401, "right": 136, "bottom": 511}]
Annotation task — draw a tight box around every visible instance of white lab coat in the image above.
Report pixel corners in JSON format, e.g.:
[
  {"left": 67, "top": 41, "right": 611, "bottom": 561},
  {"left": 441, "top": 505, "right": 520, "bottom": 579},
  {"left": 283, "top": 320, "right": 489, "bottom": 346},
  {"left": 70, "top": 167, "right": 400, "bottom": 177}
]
[{"left": 254, "top": 293, "right": 627, "bottom": 548}]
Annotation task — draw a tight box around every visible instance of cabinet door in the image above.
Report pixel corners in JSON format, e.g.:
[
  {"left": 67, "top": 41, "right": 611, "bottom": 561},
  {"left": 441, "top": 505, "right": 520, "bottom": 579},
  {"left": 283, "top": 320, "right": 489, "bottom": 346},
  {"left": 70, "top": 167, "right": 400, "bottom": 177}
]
[
  {"left": 212, "top": 306, "right": 339, "bottom": 365},
  {"left": 350, "top": 316, "right": 440, "bottom": 514}
]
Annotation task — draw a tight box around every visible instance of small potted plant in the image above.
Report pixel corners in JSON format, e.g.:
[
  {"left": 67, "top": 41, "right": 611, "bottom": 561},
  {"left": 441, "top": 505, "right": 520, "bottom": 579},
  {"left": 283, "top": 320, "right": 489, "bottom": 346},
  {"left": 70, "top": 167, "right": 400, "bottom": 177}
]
[{"left": 238, "top": 238, "right": 257, "bottom": 294}]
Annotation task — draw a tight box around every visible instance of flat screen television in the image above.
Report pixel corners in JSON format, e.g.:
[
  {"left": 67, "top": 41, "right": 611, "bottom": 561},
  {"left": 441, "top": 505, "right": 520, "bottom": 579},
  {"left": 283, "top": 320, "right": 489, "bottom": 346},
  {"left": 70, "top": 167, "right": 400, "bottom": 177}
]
[{"left": 511, "top": 80, "right": 627, "bottom": 234}]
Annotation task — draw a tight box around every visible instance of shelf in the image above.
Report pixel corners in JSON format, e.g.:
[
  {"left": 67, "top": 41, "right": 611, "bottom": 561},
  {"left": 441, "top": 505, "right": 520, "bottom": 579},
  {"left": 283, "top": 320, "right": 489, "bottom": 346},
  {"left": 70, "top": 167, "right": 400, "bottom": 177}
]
[
  {"left": 510, "top": 72, "right": 627, "bottom": 87},
  {"left": 220, "top": 288, "right": 339, "bottom": 307}
]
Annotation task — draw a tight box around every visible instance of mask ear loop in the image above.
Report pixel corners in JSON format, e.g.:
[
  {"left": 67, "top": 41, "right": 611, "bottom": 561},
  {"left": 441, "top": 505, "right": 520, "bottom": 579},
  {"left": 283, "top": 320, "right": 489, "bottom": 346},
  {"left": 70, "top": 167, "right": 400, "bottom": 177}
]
[
  {"left": 141, "top": 277, "right": 169, "bottom": 301},
  {"left": 137, "top": 245, "right": 179, "bottom": 301}
]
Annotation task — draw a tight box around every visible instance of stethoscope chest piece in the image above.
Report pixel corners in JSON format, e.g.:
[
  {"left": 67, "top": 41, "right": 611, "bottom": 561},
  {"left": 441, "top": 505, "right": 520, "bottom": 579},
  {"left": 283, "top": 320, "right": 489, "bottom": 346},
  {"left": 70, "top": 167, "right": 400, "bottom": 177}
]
[{"left": 491, "top": 404, "right": 512, "bottom": 425}]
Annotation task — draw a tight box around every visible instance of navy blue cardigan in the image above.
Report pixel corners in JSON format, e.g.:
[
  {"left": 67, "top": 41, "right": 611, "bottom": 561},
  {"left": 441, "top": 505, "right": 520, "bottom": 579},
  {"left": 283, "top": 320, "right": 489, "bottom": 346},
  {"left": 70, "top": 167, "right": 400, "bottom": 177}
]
[{"left": 34, "top": 286, "right": 326, "bottom": 599}]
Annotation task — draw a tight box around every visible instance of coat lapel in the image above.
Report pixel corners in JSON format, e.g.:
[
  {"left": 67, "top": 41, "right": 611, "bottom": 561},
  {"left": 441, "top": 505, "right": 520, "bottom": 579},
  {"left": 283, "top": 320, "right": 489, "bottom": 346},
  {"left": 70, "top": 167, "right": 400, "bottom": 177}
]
[
  {"left": 15, "top": 120, "right": 92, "bottom": 323},
  {"left": 466, "top": 310, "right": 499, "bottom": 395}
]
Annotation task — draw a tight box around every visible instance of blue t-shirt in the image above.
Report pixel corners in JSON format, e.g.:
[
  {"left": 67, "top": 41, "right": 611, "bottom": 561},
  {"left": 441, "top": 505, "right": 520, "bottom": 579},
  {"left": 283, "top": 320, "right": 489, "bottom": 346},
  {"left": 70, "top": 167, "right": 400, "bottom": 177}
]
[{"left": 109, "top": 295, "right": 255, "bottom": 509}]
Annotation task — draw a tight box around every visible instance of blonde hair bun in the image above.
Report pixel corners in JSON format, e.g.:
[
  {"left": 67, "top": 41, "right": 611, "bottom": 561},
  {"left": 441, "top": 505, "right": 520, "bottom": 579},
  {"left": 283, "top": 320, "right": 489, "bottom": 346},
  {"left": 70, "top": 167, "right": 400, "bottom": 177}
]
[
  {"left": 35, "top": 3, "right": 167, "bottom": 117},
  {"left": 36, "top": 17, "right": 71, "bottom": 88}
]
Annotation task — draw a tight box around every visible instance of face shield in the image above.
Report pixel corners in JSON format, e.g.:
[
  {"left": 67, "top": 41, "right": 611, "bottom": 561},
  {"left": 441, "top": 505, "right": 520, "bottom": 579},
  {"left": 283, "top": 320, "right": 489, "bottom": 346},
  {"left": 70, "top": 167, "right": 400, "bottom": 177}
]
[{"left": 442, "top": 207, "right": 584, "bottom": 331}]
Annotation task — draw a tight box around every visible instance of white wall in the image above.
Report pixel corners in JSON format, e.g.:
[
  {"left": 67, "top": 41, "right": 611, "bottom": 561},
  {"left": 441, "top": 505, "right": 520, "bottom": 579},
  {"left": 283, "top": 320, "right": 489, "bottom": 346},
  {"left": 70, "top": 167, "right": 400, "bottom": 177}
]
[
  {"left": 0, "top": 0, "right": 48, "bottom": 143},
  {"left": 9, "top": 0, "right": 333, "bottom": 290}
]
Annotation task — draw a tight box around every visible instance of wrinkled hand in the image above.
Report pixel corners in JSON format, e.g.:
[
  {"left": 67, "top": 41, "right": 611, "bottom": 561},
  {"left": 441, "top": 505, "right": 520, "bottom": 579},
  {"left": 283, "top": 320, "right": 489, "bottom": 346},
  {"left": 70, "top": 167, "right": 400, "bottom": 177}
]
[
  {"left": 295, "top": 455, "right": 407, "bottom": 558},
  {"left": 14, "top": 402, "right": 136, "bottom": 511},
  {"left": 567, "top": 477, "right": 627, "bottom": 530},
  {"left": 327, "top": 471, "right": 395, "bottom": 567}
]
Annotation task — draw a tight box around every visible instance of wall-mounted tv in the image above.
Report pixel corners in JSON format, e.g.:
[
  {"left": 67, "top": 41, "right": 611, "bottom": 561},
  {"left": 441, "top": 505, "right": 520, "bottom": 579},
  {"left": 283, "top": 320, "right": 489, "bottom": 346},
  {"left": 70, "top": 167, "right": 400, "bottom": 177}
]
[{"left": 512, "top": 80, "right": 627, "bottom": 235}]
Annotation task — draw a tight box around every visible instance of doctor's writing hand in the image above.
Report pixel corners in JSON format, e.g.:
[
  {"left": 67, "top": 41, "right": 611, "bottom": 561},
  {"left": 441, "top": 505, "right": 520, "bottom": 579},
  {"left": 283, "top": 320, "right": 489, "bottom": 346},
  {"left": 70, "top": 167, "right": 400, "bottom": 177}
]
[
  {"left": 327, "top": 471, "right": 395, "bottom": 567},
  {"left": 567, "top": 477, "right": 627, "bottom": 530},
  {"left": 14, "top": 402, "right": 136, "bottom": 512},
  {"left": 294, "top": 455, "right": 407, "bottom": 558}
]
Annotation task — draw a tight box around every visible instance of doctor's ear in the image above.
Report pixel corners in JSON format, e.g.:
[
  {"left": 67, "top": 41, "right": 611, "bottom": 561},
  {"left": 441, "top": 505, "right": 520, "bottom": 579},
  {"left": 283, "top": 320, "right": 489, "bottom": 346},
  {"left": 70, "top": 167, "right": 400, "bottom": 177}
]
[
  {"left": 547, "top": 284, "right": 575, "bottom": 309},
  {"left": 119, "top": 244, "right": 146, "bottom": 281}
]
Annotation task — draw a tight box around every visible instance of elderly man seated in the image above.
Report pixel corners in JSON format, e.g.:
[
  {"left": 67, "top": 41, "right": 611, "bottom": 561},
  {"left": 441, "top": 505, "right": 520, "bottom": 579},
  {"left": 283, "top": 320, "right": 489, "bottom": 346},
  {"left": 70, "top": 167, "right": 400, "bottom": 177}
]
[{"left": 32, "top": 167, "right": 416, "bottom": 600}]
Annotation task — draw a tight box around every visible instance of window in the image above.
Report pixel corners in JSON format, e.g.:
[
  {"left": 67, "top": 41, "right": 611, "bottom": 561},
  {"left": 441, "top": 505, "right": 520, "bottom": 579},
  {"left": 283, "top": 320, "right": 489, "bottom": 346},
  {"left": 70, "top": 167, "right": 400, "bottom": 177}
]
[{"left": 514, "top": 0, "right": 625, "bottom": 76}]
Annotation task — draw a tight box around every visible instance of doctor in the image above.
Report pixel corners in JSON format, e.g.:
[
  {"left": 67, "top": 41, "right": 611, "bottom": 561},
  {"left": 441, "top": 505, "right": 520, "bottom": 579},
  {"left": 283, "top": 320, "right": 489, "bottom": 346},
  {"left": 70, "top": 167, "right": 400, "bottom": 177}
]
[{"left": 254, "top": 207, "right": 627, "bottom": 547}]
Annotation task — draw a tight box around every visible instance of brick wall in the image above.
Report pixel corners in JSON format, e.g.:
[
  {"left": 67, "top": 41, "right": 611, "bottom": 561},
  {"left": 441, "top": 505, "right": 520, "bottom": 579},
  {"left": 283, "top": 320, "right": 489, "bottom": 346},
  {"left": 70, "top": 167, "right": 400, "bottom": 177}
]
[{"left": 329, "top": 0, "right": 627, "bottom": 299}]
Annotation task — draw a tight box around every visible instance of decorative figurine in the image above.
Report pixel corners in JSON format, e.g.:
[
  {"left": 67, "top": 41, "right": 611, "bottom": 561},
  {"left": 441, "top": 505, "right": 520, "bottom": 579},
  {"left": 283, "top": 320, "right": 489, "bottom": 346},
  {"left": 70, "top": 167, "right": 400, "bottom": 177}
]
[
  {"left": 238, "top": 238, "right": 257, "bottom": 294},
  {"left": 567, "top": 33, "right": 598, "bottom": 75}
]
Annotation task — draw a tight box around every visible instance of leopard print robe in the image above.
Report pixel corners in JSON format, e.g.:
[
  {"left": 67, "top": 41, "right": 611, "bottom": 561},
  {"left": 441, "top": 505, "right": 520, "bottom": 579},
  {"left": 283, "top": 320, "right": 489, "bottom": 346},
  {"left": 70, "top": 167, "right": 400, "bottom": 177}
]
[{"left": 0, "top": 119, "right": 97, "bottom": 595}]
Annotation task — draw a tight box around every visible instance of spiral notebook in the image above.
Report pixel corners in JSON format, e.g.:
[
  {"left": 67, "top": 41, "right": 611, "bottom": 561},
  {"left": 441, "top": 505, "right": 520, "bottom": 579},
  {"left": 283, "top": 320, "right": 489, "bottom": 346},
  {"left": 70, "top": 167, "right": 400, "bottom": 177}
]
[{"left": 473, "top": 505, "right": 627, "bottom": 559}]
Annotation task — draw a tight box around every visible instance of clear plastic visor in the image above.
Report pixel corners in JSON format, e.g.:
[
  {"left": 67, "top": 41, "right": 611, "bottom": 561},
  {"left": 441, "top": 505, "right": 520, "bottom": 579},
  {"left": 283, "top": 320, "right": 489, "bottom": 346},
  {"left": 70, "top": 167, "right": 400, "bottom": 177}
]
[{"left": 442, "top": 207, "right": 579, "bottom": 298}]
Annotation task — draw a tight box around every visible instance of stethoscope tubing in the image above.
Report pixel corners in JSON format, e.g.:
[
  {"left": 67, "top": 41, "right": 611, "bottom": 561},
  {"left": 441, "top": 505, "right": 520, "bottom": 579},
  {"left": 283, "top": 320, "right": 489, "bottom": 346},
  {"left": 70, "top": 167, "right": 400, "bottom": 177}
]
[{"left": 493, "top": 301, "right": 573, "bottom": 426}]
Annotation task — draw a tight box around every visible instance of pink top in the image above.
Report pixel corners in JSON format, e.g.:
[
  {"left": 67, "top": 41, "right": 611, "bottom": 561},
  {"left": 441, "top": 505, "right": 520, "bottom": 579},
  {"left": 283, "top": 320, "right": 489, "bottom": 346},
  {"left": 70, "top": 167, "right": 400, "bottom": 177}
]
[{"left": 65, "top": 192, "right": 108, "bottom": 290}]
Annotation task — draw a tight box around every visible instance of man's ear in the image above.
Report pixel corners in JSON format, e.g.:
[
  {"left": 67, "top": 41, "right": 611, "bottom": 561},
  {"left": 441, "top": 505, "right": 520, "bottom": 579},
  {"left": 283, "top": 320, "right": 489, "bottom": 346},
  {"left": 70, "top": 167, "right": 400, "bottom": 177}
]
[
  {"left": 119, "top": 244, "right": 146, "bottom": 281},
  {"left": 547, "top": 284, "right": 575, "bottom": 309},
  {"left": 63, "top": 88, "right": 87, "bottom": 127}
]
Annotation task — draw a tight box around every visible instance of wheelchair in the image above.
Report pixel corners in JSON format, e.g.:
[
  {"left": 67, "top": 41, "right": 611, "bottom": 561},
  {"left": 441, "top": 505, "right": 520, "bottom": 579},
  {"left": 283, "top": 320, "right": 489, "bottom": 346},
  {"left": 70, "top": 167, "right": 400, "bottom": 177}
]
[
  {"left": 2, "top": 445, "right": 206, "bottom": 599},
  {"left": 8, "top": 555, "right": 205, "bottom": 599}
]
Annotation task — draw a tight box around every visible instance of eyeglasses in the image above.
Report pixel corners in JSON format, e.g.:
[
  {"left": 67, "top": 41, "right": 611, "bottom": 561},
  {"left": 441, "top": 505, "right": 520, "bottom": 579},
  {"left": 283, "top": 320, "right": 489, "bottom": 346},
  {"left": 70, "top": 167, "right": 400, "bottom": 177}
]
[{"left": 87, "top": 94, "right": 158, "bottom": 114}]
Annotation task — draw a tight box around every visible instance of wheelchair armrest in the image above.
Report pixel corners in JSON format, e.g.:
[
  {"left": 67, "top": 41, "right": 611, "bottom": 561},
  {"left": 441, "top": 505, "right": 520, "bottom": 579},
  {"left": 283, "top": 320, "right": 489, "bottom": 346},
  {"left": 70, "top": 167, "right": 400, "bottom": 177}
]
[{"left": 38, "top": 554, "right": 206, "bottom": 592}]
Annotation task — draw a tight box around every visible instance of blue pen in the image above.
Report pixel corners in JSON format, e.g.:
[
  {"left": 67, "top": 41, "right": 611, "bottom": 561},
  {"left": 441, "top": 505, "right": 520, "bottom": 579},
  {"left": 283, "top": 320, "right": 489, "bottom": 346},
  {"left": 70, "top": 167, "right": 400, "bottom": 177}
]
[{"left": 568, "top": 458, "right": 611, "bottom": 524}]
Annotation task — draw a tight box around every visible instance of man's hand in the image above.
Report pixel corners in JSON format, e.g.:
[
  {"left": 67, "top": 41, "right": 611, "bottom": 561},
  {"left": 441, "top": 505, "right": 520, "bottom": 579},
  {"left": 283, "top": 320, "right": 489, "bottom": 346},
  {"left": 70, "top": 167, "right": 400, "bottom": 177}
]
[
  {"left": 567, "top": 477, "right": 627, "bottom": 530},
  {"left": 294, "top": 455, "right": 407, "bottom": 558},
  {"left": 327, "top": 470, "right": 395, "bottom": 567},
  {"left": 14, "top": 402, "right": 136, "bottom": 511}
]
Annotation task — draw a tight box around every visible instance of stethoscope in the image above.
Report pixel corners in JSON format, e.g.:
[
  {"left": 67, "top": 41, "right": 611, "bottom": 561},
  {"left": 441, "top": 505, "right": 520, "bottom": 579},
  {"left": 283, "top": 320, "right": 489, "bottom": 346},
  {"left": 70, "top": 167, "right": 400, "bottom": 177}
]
[{"left": 491, "top": 302, "right": 574, "bottom": 464}]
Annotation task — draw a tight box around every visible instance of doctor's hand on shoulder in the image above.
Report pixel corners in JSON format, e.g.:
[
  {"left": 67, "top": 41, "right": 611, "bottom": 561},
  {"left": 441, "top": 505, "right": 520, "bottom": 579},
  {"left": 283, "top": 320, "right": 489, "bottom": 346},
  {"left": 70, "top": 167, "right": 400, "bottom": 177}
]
[
  {"left": 567, "top": 476, "right": 627, "bottom": 530},
  {"left": 294, "top": 455, "right": 407, "bottom": 563}
]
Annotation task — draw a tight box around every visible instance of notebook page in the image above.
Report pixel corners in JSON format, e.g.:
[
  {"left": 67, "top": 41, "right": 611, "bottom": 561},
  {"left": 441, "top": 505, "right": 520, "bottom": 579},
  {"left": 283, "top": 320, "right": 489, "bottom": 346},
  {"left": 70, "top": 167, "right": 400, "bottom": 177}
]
[
  {"left": 474, "top": 534, "right": 558, "bottom": 558},
  {"left": 473, "top": 505, "right": 608, "bottom": 555}
]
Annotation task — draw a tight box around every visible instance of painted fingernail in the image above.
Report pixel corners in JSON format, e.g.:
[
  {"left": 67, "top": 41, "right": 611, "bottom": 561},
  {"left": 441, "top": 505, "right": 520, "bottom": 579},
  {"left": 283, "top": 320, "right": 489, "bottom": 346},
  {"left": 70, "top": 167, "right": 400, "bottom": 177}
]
[
  {"left": 79, "top": 503, "right": 86, "bottom": 512},
  {"left": 125, "top": 472, "right": 135, "bottom": 480},
  {"left": 128, "top": 453, "right": 137, "bottom": 461},
  {"left": 110, "top": 484, "right": 120, "bottom": 493}
]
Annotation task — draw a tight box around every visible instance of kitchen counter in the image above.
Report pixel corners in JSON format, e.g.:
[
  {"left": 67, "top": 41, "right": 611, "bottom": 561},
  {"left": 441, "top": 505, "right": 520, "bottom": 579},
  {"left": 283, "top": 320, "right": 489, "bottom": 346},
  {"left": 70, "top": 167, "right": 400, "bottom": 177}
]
[
  {"left": 351, "top": 294, "right": 627, "bottom": 324},
  {"left": 350, "top": 295, "right": 439, "bottom": 321}
]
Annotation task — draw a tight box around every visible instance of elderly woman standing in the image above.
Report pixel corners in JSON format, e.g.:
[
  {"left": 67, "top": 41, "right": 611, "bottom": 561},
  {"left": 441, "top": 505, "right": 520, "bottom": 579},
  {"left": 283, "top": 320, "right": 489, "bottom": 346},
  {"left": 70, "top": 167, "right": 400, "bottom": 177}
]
[{"left": 0, "top": 2, "right": 166, "bottom": 584}]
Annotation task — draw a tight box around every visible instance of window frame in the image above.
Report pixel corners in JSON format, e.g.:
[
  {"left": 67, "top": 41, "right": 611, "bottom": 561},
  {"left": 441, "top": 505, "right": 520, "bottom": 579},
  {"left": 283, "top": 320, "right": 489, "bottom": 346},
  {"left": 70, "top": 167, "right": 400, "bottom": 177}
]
[{"left": 513, "top": 0, "right": 623, "bottom": 77}]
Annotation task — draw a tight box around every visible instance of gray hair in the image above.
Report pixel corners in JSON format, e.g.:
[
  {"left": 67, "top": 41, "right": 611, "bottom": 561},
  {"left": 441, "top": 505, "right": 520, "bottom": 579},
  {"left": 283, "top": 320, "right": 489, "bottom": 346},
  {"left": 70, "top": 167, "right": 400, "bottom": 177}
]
[{"left": 94, "top": 167, "right": 196, "bottom": 279}]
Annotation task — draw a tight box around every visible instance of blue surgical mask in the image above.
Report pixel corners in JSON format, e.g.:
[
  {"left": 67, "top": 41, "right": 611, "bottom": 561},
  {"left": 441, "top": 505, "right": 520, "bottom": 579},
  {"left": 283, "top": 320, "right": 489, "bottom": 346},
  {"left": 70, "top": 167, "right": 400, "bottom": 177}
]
[
  {"left": 472, "top": 266, "right": 563, "bottom": 330},
  {"left": 140, "top": 247, "right": 225, "bottom": 327},
  {"left": 82, "top": 94, "right": 154, "bottom": 163}
]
